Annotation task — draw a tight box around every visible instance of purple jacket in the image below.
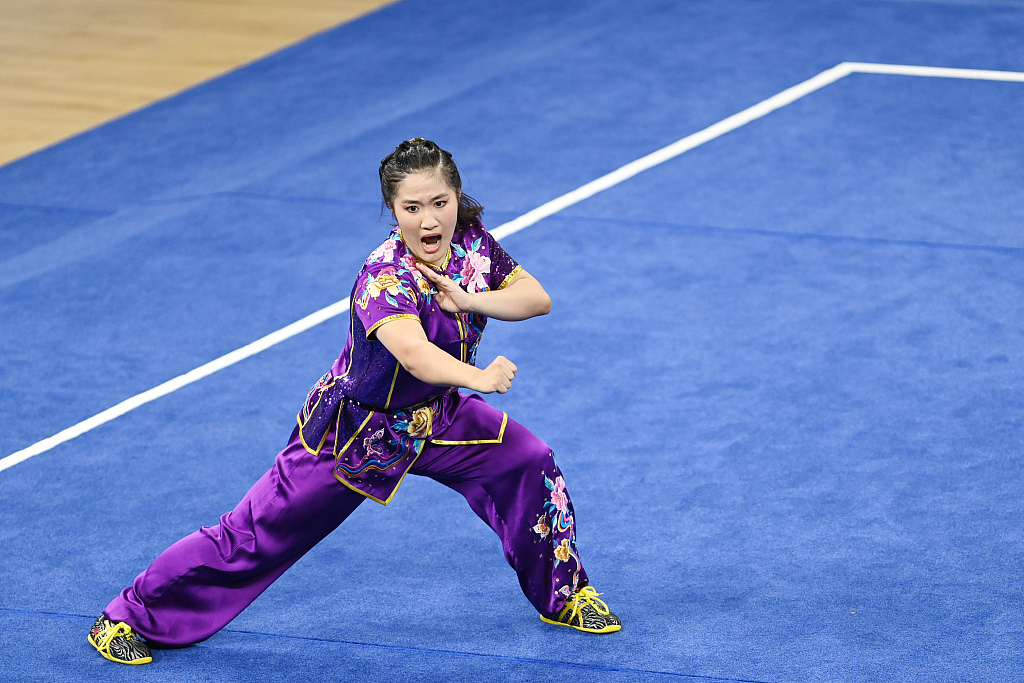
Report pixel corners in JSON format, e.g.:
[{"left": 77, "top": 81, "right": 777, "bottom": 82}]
[{"left": 297, "top": 221, "right": 522, "bottom": 504}]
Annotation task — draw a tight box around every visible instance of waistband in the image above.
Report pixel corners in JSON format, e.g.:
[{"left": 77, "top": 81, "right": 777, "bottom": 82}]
[{"left": 344, "top": 387, "right": 454, "bottom": 415}]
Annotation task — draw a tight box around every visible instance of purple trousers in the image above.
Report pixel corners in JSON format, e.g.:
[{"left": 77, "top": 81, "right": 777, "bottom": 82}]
[{"left": 104, "top": 416, "right": 588, "bottom": 646}]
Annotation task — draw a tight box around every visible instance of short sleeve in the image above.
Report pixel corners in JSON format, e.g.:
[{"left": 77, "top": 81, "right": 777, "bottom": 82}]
[
  {"left": 353, "top": 265, "right": 421, "bottom": 338},
  {"left": 486, "top": 231, "right": 522, "bottom": 291}
]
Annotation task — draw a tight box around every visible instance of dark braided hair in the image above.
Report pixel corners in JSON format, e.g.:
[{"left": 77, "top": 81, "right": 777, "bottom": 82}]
[{"left": 379, "top": 138, "right": 484, "bottom": 228}]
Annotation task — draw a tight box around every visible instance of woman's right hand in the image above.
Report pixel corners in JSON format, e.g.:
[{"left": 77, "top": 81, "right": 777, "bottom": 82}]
[{"left": 474, "top": 356, "right": 517, "bottom": 393}]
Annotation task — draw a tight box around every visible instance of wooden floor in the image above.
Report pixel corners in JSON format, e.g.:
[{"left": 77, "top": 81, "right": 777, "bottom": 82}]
[{"left": 0, "top": 0, "right": 395, "bottom": 166}]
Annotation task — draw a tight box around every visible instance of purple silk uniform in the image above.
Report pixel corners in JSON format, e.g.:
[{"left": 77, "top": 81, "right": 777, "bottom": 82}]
[
  {"left": 104, "top": 222, "right": 589, "bottom": 646},
  {"left": 298, "top": 221, "right": 523, "bottom": 505}
]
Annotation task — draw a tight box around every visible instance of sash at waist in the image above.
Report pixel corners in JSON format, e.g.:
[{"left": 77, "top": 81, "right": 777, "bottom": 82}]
[{"left": 344, "top": 387, "right": 455, "bottom": 415}]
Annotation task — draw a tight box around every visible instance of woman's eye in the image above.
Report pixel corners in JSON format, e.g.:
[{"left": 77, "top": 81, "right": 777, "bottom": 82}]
[
  {"left": 435, "top": 200, "right": 446, "bottom": 207},
  {"left": 406, "top": 206, "right": 418, "bottom": 213}
]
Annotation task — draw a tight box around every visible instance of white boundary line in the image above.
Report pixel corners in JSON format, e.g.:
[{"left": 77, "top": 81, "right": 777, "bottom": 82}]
[
  {"left": 3, "top": 61, "right": 1023, "bottom": 473},
  {"left": 491, "top": 62, "right": 853, "bottom": 240},
  {"left": 844, "top": 62, "right": 1024, "bottom": 82},
  {"left": 0, "top": 300, "right": 351, "bottom": 472}
]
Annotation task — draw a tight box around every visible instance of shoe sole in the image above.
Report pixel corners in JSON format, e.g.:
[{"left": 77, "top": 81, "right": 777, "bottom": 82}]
[
  {"left": 539, "top": 614, "right": 622, "bottom": 634},
  {"left": 87, "top": 632, "right": 153, "bottom": 665}
]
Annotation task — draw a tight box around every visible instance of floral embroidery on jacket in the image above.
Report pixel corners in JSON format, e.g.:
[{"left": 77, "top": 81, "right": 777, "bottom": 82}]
[
  {"left": 356, "top": 229, "right": 503, "bottom": 319},
  {"left": 400, "top": 253, "right": 434, "bottom": 297},
  {"left": 449, "top": 237, "right": 491, "bottom": 293},
  {"left": 384, "top": 404, "right": 435, "bottom": 465},
  {"left": 406, "top": 406, "right": 433, "bottom": 438},
  {"left": 460, "top": 250, "right": 490, "bottom": 293},
  {"left": 367, "top": 236, "right": 399, "bottom": 265},
  {"left": 363, "top": 428, "right": 385, "bottom": 458},
  {"left": 335, "top": 426, "right": 410, "bottom": 478},
  {"left": 357, "top": 266, "right": 415, "bottom": 311}
]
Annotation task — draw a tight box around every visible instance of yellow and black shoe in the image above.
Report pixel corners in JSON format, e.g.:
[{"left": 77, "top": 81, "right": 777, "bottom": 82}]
[
  {"left": 88, "top": 615, "right": 153, "bottom": 665},
  {"left": 540, "top": 586, "right": 622, "bottom": 634}
]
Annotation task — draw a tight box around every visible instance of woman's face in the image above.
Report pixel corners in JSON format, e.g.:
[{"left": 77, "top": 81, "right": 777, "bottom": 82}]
[{"left": 390, "top": 169, "right": 459, "bottom": 265}]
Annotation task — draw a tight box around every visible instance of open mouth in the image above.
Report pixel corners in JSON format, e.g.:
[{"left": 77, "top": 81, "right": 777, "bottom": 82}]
[{"left": 421, "top": 233, "right": 443, "bottom": 252}]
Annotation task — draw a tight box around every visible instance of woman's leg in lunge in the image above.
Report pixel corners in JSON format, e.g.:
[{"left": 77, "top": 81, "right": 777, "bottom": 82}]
[
  {"left": 102, "top": 427, "right": 364, "bottom": 646},
  {"left": 411, "top": 416, "right": 590, "bottom": 618}
]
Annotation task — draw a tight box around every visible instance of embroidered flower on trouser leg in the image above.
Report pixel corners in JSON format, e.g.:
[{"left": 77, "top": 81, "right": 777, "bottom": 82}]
[
  {"left": 540, "top": 468, "right": 582, "bottom": 601},
  {"left": 532, "top": 515, "right": 551, "bottom": 539}
]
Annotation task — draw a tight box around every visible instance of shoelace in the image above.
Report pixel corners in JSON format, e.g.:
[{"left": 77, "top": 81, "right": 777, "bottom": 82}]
[
  {"left": 94, "top": 620, "right": 133, "bottom": 652},
  {"left": 562, "top": 586, "right": 611, "bottom": 622}
]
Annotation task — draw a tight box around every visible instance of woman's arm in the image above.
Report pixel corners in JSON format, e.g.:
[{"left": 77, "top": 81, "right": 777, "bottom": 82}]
[
  {"left": 416, "top": 266, "right": 551, "bottom": 321},
  {"left": 375, "top": 318, "right": 517, "bottom": 393}
]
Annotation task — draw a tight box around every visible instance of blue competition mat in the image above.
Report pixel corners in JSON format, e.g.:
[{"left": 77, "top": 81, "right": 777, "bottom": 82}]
[{"left": 1, "top": 1, "right": 1023, "bottom": 681}]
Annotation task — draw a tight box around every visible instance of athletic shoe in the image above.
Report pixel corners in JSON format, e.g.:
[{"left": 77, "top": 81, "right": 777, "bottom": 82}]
[
  {"left": 88, "top": 615, "right": 153, "bottom": 665},
  {"left": 540, "top": 586, "right": 622, "bottom": 634}
]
